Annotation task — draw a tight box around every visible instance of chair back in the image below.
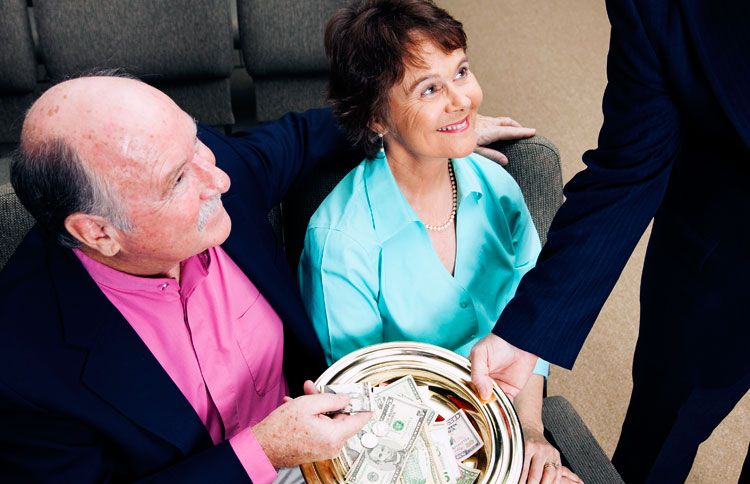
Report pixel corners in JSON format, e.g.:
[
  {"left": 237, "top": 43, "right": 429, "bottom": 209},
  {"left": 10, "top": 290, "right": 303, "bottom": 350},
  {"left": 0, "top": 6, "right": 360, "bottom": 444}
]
[
  {"left": 33, "top": 0, "right": 235, "bottom": 127},
  {"left": 237, "top": 0, "right": 348, "bottom": 121},
  {"left": 0, "top": 0, "right": 39, "bottom": 184}
]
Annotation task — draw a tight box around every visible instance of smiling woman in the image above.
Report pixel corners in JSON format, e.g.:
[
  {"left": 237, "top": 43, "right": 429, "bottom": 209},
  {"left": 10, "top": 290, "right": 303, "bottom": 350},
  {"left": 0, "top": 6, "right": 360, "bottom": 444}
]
[{"left": 297, "top": 1, "right": 580, "bottom": 483}]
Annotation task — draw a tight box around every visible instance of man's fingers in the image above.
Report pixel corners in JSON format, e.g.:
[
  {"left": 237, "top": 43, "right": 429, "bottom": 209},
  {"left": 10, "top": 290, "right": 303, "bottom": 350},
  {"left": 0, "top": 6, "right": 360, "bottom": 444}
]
[
  {"left": 303, "top": 380, "right": 318, "bottom": 395},
  {"left": 470, "top": 347, "right": 492, "bottom": 400},
  {"left": 498, "top": 380, "right": 522, "bottom": 399},
  {"left": 488, "top": 126, "right": 536, "bottom": 140},
  {"left": 300, "top": 393, "right": 351, "bottom": 415},
  {"left": 474, "top": 146, "right": 508, "bottom": 165},
  {"left": 330, "top": 411, "right": 373, "bottom": 438}
]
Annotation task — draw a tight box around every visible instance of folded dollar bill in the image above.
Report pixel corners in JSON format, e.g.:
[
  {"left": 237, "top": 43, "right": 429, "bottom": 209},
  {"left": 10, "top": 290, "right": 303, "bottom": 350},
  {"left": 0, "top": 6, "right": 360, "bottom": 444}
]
[{"left": 324, "top": 382, "right": 374, "bottom": 414}]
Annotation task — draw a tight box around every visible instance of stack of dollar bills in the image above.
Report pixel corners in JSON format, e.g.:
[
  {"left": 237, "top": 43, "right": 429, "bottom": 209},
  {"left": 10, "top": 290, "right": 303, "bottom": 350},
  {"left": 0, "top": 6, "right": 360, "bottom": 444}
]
[{"left": 323, "top": 375, "right": 484, "bottom": 484}]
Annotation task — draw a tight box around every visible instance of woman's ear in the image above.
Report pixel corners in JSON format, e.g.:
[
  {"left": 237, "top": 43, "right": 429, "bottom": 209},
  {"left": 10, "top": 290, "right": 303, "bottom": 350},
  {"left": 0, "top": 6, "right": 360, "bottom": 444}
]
[
  {"left": 64, "top": 213, "right": 123, "bottom": 257},
  {"left": 369, "top": 118, "right": 388, "bottom": 138}
]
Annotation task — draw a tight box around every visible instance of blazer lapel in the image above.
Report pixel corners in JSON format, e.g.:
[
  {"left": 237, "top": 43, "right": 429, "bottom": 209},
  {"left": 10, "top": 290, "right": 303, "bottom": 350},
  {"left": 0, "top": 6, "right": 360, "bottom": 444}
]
[
  {"left": 678, "top": 0, "right": 750, "bottom": 148},
  {"left": 48, "top": 242, "right": 212, "bottom": 455}
]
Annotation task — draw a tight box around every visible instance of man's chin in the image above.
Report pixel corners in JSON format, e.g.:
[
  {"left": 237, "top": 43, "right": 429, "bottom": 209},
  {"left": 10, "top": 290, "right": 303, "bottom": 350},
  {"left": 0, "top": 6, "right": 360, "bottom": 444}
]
[{"left": 213, "top": 210, "right": 232, "bottom": 246}]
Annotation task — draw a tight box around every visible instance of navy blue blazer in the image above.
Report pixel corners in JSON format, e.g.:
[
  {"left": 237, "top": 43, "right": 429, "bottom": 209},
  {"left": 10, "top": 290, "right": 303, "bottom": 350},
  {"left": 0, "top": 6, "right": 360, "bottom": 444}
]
[
  {"left": 494, "top": 0, "right": 750, "bottom": 380},
  {"left": 0, "top": 109, "right": 357, "bottom": 482}
]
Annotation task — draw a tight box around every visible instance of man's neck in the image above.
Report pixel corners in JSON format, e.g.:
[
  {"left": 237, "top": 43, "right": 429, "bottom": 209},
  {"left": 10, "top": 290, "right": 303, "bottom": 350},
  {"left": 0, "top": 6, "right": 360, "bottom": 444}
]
[{"left": 78, "top": 246, "right": 182, "bottom": 281}]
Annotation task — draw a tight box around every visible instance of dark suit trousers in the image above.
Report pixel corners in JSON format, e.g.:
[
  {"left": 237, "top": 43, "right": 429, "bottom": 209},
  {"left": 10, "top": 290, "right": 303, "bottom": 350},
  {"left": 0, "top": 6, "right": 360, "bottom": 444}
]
[{"left": 612, "top": 205, "right": 750, "bottom": 483}]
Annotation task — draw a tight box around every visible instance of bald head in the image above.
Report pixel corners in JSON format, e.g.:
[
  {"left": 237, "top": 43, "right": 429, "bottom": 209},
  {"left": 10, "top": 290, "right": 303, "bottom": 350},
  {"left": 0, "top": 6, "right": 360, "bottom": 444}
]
[
  {"left": 23, "top": 76, "right": 182, "bottom": 167},
  {"left": 12, "top": 75, "right": 230, "bottom": 275},
  {"left": 12, "top": 75, "right": 192, "bottom": 247}
]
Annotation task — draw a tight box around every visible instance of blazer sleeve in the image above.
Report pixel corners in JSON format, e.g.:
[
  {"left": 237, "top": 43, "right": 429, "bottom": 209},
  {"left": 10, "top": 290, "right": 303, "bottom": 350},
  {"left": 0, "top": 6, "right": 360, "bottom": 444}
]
[
  {"left": 0, "top": 379, "right": 251, "bottom": 483},
  {"left": 493, "top": 0, "right": 682, "bottom": 368},
  {"left": 200, "top": 108, "right": 359, "bottom": 212}
]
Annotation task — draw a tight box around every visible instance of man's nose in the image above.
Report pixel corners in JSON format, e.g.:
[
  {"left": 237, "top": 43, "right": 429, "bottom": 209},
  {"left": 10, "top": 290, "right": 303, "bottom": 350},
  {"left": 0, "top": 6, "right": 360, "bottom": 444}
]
[{"left": 197, "top": 157, "right": 231, "bottom": 199}]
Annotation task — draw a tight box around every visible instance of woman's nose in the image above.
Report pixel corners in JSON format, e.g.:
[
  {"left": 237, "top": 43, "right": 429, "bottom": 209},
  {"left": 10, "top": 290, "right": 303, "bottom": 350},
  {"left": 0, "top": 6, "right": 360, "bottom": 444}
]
[{"left": 446, "top": 84, "right": 471, "bottom": 111}]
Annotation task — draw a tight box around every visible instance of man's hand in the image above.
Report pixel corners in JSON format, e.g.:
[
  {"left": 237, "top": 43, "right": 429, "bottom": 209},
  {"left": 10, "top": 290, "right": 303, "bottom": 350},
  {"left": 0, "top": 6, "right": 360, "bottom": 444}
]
[
  {"left": 474, "top": 115, "right": 536, "bottom": 165},
  {"left": 469, "top": 333, "right": 538, "bottom": 400},
  {"left": 253, "top": 381, "right": 372, "bottom": 468}
]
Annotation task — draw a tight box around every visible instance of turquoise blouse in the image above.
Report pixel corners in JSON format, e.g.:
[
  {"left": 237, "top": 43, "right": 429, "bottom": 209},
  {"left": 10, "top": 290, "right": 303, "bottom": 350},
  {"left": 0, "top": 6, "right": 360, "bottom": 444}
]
[{"left": 298, "top": 151, "right": 549, "bottom": 377}]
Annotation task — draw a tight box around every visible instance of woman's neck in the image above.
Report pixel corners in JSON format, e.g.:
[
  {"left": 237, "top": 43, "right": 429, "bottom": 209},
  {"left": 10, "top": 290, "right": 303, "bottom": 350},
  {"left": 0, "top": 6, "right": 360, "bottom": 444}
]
[{"left": 386, "top": 149, "right": 450, "bottom": 202}]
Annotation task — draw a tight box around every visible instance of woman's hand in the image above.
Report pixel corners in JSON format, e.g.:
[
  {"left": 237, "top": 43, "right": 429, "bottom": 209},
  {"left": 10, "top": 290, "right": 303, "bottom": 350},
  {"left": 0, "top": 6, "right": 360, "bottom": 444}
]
[
  {"left": 474, "top": 115, "right": 536, "bottom": 165},
  {"left": 520, "top": 425, "right": 583, "bottom": 484}
]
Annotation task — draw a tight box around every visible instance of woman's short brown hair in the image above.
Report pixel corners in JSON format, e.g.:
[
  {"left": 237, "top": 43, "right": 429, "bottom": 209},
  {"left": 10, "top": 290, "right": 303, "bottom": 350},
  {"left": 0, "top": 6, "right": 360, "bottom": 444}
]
[{"left": 325, "top": 0, "right": 467, "bottom": 159}]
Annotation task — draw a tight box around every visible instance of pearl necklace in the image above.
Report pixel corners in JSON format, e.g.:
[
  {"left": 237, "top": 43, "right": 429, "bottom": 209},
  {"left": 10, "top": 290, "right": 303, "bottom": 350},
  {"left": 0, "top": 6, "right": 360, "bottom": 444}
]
[{"left": 424, "top": 162, "right": 457, "bottom": 232}]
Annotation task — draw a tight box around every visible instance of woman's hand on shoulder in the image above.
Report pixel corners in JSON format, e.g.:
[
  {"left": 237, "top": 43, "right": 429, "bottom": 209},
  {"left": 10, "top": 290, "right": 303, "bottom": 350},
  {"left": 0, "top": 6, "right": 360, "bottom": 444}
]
[
  {"left": 520, "top": 424, "right": 583, "bottom": 484},
  {"left": 474, "top": 115, "right": 536, "bottom": 165}
]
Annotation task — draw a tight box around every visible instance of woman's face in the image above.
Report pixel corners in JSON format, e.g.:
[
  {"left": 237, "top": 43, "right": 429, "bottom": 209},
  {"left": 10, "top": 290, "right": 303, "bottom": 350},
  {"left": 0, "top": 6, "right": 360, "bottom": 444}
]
[{"left": 379, "top": 40, "right": 483, "bottom": 164}]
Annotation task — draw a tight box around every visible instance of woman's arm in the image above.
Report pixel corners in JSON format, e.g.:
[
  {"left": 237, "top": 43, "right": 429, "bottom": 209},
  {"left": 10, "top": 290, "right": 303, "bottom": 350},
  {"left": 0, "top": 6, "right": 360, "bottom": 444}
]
[
  {"left": 514, "top": 375, "right": 582, "bottom": 483},
  {"left": 298, "top": 227, "right": 384, "bottom": 365}
]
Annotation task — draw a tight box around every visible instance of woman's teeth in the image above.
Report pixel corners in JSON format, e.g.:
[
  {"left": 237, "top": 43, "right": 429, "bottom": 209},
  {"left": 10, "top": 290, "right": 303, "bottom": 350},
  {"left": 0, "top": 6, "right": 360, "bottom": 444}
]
[{"left": 438, "top": 119, "right": 468, "bottom": 132}]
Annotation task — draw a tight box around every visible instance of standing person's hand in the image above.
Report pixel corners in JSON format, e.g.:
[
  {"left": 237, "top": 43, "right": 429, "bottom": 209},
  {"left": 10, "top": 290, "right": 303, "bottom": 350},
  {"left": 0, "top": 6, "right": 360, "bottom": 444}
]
[
  {"left": 469, "top": 333, "right": 538, "bottom": 400},
  {"left": 474, "top": 115, "right": 536, "bottom": 165},
  {"left": 253, "top": 382, "right": 371, "bottom": 468}
]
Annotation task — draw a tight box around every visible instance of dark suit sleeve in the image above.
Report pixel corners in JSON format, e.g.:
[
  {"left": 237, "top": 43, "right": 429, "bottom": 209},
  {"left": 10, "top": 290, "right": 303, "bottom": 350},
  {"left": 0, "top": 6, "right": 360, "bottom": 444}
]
[
  {"left": 0, "top": 380, "right": 251, "bottom": 483},
  {"left": 201, "top": 108, "right": 358, "bottom": 212},
  {"left": 493, "top": 0, "right": 682, "bottom": 368}
]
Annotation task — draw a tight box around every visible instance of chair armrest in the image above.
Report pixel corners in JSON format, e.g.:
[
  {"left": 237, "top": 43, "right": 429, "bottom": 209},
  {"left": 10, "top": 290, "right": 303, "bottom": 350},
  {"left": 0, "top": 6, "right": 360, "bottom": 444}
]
[
  {"left": 484, "top": 135, "right": 564, "bottom": 246},
  {"left": 542, "top": 396, "right": 624, "bottom": 483},
  {"left": 0, "top": 182, "right": 35, "bottom": 271}
]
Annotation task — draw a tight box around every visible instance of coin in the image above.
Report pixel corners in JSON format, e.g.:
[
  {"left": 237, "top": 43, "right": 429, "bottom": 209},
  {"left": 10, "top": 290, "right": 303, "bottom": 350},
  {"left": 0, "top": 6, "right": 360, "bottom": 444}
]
[
  {"left": 347, "top": 436, "right": 364, "bottom": 453},
  {"left": 360, "top": 432, "right": 378, "bottom": 449},
  {"left": 372, "top": 421, "right": 389, "bottom": 437}
]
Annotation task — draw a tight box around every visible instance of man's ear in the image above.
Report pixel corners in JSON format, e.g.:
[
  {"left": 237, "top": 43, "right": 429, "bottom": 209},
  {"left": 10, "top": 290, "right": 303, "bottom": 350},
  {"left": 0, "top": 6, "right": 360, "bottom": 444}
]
[{"left": 64, "top": 213, "right": 122, "bottom": 257}]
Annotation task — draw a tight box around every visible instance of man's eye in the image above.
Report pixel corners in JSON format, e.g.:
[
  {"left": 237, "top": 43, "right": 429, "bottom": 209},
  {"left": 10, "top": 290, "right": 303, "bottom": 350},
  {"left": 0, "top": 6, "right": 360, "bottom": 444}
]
[
  {"left": 456, "top": 66, "right": 468, "bottom": 79},
  {"left": 175, "top": 173, "right": 184, "bottom": 187}
]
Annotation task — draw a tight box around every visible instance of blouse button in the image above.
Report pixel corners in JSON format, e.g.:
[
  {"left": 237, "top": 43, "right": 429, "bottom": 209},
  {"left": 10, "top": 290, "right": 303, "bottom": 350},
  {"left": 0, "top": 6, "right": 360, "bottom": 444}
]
[{"left": 460, "top": 300, "right": 469, "bottom": 309}]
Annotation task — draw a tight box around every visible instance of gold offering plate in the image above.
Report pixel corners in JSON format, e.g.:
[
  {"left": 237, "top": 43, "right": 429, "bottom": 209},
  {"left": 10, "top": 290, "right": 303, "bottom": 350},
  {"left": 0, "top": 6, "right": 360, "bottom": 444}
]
[{"left": 301, "top": 342, "right": 523, "bottom": 483}]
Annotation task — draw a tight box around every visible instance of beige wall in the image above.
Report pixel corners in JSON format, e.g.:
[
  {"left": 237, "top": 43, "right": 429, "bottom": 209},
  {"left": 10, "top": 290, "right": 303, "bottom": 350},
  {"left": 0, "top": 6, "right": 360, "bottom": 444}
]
[{"left": 439, "top": 1, "right": 749, "bottom": 482}]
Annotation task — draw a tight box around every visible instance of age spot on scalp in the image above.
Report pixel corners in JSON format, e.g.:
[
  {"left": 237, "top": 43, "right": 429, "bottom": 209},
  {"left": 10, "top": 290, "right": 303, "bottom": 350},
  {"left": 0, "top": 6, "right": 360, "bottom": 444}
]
[{"left": 47, "top": 105, "right": 60, "bottom": 117}]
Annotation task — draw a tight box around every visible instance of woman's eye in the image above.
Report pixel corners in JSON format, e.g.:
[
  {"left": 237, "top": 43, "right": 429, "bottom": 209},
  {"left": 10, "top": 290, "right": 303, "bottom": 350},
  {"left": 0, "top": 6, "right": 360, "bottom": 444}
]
[
  {"left": 421, "top": 84, "right": 438, "bottom": 97},
  {"left": 175, "top": 173, "right": 184, "bottom": 187},
  {"left": 456, "top": 66, "right": 469, "bottom": 79}
]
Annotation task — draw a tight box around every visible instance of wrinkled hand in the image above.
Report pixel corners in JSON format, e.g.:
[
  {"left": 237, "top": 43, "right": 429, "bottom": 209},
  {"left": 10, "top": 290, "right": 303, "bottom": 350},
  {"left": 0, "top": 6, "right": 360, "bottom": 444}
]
[
  {"left": 520, "top": 426, "right": 583, "bottom": 484},
  {"left": 469, "top": 333, "right": 538, "bottom": 400},
  {"left": 474, "top": 115, "right": 536, "bottom": 165},
  {"left": 254, "top": 380, "right": 372, "bottom": 468}
]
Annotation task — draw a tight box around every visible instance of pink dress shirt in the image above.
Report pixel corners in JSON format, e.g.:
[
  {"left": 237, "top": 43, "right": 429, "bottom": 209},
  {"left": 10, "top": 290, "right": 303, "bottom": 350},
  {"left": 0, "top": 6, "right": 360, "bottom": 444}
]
[{"left": 75, "top": 247, "right": 287, "bottom": 483}]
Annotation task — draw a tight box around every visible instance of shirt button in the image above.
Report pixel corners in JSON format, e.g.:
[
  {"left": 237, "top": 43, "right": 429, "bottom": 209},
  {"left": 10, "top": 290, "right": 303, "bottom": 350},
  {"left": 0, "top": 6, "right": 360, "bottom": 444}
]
[
  {"left": 159, "top": 283, "right": 169, "bottom": 291},
  {"left": 460, "top": 300, "right": 469, "bottom": 309}
]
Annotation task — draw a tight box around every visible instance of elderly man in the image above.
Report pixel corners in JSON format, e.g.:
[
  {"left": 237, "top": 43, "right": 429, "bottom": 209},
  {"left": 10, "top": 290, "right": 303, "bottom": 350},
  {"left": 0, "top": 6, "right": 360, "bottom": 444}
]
[
  {"left": 0, "top": 75, "right": 375, "bottom": 483},
  {"left": 0, "top": 75, "right": 533, "bottom": 482}
]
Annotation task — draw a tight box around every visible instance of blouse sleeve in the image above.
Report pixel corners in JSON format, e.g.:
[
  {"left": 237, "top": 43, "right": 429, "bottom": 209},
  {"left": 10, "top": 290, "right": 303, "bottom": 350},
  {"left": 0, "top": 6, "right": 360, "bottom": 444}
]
[{"left": 298, "top": 227, "right": 383, "bottom": 365}]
